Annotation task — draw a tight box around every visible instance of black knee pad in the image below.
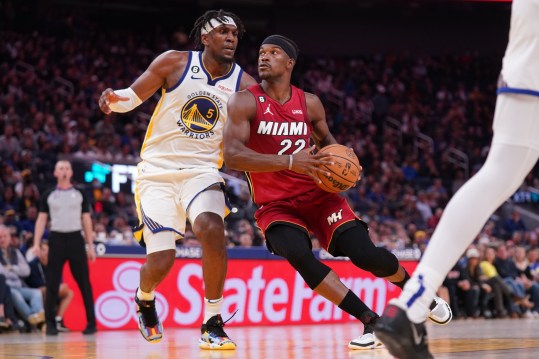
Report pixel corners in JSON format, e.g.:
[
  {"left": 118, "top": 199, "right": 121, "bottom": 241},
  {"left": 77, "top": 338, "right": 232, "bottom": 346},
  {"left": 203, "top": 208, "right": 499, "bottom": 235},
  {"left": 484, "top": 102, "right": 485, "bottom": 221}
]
[
  {"left": 291, "top": 252, "right": 331, "bottom": 289},
  {"left": 266, "top": 224, "right": 331, "bottom": 289},
  {"left": 333, "top": 220, "right": 399, "bottom": 277}
]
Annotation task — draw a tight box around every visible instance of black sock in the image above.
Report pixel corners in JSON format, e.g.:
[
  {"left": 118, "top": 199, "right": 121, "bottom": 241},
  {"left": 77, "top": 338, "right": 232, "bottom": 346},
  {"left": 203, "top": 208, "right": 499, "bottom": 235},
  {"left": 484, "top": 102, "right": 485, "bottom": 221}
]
[
  {"left": 338, "top": 290, "right": 373, "bottom": 323},
  {"left": 391, "top": 268, "right": 411, "bottom": 289}
]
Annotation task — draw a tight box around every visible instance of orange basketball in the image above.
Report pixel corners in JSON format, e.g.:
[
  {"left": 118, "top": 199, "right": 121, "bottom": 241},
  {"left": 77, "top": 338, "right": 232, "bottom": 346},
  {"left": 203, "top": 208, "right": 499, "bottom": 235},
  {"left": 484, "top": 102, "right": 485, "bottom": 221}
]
[{"left": 314, "top": 144, "right": 361, "bottom": 193}]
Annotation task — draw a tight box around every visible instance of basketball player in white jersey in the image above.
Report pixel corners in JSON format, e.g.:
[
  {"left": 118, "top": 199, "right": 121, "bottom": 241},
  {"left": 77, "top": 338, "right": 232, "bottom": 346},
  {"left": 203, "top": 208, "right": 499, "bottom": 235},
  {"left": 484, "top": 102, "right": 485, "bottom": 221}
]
[
  {"left": 98, "top": 10, "right": 256, "bottom": 349},
  {"left": 375, "top": 1, "right": 539, "bottom": 357}
]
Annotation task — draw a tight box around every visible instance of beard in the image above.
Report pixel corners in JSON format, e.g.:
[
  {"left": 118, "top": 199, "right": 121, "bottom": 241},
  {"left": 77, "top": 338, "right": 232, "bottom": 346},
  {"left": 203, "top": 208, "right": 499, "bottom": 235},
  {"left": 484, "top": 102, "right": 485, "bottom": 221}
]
[{"left": 215, "top": 52, "right": 234, "bottom": 64}]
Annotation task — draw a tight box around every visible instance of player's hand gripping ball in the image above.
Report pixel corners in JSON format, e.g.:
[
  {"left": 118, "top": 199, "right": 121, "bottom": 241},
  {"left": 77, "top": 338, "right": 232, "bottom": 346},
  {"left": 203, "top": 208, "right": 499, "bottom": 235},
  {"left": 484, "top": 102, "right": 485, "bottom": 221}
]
[{"left": 315, "top": 144, "right": 361, "bottom": 193}]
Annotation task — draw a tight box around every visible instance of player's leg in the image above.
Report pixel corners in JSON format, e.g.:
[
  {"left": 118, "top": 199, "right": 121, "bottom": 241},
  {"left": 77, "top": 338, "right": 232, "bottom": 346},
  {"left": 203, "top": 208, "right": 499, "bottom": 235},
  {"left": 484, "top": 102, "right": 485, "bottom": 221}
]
[
  {"left": 265, "top": 224, "right": 382, "bottom": 350},
  {"left": 377, "top": 94, "right": 539, "bottom": 359},
  {"left": 136, "top": 228, "right": 175, "bottom": 343},
  {"left": 133, "top": 171, "right": 183, "bottom": 343},
  {"left": 188, "top": 186, "right": 235, "bottom": 350},
  {"left": 332, "top": 220, "right": 452, "bottom": 325}
]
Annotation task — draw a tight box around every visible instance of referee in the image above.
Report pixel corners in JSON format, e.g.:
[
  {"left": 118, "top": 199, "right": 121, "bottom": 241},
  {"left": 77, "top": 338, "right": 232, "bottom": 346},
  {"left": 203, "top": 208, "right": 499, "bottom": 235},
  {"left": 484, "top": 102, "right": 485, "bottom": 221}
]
[{"left": 32, "top": 160, "right": 97, "bottom": 336}]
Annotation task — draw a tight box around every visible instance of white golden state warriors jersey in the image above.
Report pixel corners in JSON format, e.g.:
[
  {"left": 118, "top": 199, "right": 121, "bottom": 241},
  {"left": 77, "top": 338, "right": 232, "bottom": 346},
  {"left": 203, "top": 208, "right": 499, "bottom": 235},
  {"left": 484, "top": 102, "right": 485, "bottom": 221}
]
[
  {"left": 140, "top": 51, "right": 244, "bottom": 169},
  {"left": 501, "top": 0, "right": 539, "bottom": 91}
]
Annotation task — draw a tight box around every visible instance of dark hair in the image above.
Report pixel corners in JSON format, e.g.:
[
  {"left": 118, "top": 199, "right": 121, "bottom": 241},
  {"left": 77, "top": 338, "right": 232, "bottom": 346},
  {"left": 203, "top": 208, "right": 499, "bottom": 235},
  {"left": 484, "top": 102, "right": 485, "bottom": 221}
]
[
  {"left": 190, "top": 9, "right": 245, "bottom": 50},
  {"left": 261, "top": 34, "right": 299, "bottom": 61}
]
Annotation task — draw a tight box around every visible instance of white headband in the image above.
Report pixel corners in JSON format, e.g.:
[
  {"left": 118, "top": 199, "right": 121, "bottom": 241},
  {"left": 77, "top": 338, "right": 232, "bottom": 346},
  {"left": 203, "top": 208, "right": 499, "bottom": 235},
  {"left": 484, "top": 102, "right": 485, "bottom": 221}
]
[{"left": 200, "top": 16, "right": 237, "bottom": 35}]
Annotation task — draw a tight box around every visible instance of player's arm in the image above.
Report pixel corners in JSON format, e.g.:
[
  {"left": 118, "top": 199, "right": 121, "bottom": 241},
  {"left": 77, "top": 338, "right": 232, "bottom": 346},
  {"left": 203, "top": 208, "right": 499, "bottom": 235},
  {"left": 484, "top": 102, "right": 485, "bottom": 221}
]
[
  {"left": 224, "top": 90, "right": 288, "bottom": 172},
  {"left": 305, "top": 92, "right": 338, "bottom": 148},
  {"left": 98, "top": 51, "right": 189, "bottom": 114},
  {"left": 238, "top": 71, "right": 257, "bottom": 91},
  {"left": 224, "top": 91, "right": 332, "bottom": 182}
]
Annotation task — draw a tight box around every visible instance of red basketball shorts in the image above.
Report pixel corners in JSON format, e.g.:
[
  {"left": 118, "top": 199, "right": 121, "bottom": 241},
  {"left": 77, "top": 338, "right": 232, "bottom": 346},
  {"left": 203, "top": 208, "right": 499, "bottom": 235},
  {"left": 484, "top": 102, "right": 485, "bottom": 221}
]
[{"left": 254, "top": 187, "right": 359, "bottom": 250}]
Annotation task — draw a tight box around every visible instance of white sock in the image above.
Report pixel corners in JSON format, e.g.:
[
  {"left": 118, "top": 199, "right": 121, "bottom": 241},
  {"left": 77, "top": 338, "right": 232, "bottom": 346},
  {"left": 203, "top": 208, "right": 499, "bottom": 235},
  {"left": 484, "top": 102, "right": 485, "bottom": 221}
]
[
  {"left": 393, "top": 265, "right": 444, "bottom": 323},
  {"left": 55, "top": 316, "right": 62, "bottom": 321},
  {"left": 137, "top": 287, "right": 155, "bottom": 301},
  {"left": 203, "top": 297, "right": 223, "bottom": 324}
]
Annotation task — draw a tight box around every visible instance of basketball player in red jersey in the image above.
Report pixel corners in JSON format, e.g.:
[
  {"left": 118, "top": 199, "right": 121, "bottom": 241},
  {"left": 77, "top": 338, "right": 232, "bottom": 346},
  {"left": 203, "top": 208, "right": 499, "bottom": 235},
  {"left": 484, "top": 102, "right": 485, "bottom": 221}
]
[{"left": 223, "top": 35, "right": 452, "bottom": 349}]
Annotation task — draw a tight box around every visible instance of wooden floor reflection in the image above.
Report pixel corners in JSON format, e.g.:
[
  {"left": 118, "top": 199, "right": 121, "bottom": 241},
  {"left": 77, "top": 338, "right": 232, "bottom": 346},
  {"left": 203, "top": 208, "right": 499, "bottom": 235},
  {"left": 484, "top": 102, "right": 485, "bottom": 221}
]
[{"left": 0, "top": 318, "right": 538, "bottom": 358}]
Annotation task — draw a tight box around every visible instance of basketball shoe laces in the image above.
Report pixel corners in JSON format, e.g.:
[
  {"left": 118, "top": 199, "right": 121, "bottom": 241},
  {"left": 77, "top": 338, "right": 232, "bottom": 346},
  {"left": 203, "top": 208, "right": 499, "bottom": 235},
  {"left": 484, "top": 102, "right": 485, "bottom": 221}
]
[{"left": 203, "top": 310, "right": 238, "bottom": 337}]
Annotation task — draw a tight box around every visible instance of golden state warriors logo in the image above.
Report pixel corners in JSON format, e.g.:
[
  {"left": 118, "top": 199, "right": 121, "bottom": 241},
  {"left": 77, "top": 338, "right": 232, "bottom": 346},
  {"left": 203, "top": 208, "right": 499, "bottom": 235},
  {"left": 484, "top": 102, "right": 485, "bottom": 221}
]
[{"left": 178, "top": 96, "right": 219, "bottom": 133}]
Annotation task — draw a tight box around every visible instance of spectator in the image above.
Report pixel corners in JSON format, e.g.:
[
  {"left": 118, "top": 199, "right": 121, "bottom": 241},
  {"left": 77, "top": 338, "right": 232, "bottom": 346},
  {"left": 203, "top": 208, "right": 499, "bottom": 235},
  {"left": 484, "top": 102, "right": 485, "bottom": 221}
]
[
  {"left": 480, "top": 246, "right": 518, "bottom": 318},
  {"left": 528, "top": 248, "right": 539, "bottom": 282},
  {"left": 0, "top": 225, "right": 45, "bottom": 329},
  {"left": 502, "top": 210, "right": 527, "bottom": 239},
  {"left": 462, "top": 247, "right": 492, "bottom": 318},
  {"left": 513, "top": 246, "right": 539, "bottom": 315},
  {"left": 0, "top": 186, "right": 19, "bottom": 215},
  {"left": 0, "top": 123, "right": 21, "bottom": 159},
  {"left": 25, "top": 241, "right": 73, "bottom": 332},
  {"left": 426, "top": 178, "right": 449, "bottom": 206},
  {"left": 494, "top": 244, "right": 536, "bottom": 316},
  {"left": 415, "top": 191, "right": 433, "bottom": 224},
  {"left": 237, "top": 232, "right": 254, "bottom": 248},
  {"left": 0, "top": 274, "right": 17, "bottom": 330}
]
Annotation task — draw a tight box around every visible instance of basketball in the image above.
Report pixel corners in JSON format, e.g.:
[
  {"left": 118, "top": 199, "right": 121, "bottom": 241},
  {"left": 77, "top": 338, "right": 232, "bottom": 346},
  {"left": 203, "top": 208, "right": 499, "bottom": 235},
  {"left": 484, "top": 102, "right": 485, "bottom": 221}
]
[{"left": 314, "top": 144, "right": 361, "bottom": 193}]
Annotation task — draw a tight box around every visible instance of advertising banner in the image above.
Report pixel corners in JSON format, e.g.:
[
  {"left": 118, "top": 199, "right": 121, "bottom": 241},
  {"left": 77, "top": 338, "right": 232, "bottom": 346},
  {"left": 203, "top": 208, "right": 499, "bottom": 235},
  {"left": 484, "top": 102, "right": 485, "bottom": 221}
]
[{"left": 63, "top": 257, "right": 417, "bottom": 331}]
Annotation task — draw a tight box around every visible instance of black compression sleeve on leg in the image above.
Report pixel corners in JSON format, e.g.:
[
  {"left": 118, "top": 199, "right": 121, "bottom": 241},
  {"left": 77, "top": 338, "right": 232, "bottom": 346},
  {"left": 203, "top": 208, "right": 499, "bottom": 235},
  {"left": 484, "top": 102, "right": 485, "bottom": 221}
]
[
  {"left": 333, "top": 220, "right": 400, "bottom": 277},
  {"left": 392, "top": 267, "right": 411, "bottom": 289},
  {"left": 266, "top": 224, "right": 331, "bottom": 289},
  {"left": 338, "top": 290, "right": 373, "bottom": 323}
]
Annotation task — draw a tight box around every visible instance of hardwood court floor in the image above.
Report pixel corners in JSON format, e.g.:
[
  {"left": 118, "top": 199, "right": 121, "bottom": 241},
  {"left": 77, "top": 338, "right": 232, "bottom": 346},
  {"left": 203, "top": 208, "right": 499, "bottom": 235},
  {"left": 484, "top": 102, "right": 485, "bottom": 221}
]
[{"left": 0, "top": 318, "right": 538, "bottom": 359}]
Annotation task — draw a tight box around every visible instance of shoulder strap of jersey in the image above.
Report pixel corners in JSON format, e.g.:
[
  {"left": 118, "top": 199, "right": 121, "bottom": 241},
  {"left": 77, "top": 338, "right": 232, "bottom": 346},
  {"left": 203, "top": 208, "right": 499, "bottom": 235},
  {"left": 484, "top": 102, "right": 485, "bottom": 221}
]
[
  {"left": 247, "top": 84, "right": 263, "bottom": 96},
  {"left": 292, "top": 85, "right": 313, "bottom": 132},
  {"left": 167, "top": 51, "right": 195, "bottom": 93}
]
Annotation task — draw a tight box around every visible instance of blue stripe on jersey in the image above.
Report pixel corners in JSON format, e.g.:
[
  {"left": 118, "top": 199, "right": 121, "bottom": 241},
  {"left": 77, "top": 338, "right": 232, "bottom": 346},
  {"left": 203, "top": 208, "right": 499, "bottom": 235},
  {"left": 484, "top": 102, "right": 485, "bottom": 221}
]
[
  {"left": 235, "top": 69, "right": 244, "bottom": 92},
  {"left": 497, "top": 87, "right": 539, "bottom": 97},
  {"left": 406, "top": 274, "right": 426, "bottom": 308},
  {"left": 140, "top": 206, "right": 184, "bottom": 236},
  {"left": 199, "top": 52, "right": 237, "bottom": 86},
  {"left": 141, "top": 206, "right": 162, "bottom": 231},
  {"left": 185, "top": 182, "right": 225, "bottom": 212},
  {"left": 166, "top": 51, "right": 193, "bottom": 93},
  {"left": 152, "top": 226, "right": 184, "bottom": 237}
]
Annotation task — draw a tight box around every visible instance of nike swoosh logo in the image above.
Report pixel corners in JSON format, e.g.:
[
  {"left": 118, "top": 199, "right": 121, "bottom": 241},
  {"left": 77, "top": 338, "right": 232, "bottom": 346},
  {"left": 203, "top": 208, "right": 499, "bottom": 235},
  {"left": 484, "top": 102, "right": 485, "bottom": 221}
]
[
  {"left": 411, "top": 323, "right": 423, "bottom": 346},
  {"left": 191, "top": 75, "right": 204, "bottom": 80}
]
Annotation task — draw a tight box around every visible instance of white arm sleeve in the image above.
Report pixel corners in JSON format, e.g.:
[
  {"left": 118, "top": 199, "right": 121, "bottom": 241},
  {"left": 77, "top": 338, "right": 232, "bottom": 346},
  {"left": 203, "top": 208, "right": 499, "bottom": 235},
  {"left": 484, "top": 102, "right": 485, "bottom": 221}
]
[{"left": 108, "top": 87, "right": 143, "bottom": 113}]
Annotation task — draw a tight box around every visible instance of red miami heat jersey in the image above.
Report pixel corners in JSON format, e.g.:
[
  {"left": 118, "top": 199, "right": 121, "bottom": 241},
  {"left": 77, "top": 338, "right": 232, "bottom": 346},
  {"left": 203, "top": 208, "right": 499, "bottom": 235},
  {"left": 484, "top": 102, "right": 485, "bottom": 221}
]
[{"left": 246, "top": 84, "right": 319, "bottom": 206}]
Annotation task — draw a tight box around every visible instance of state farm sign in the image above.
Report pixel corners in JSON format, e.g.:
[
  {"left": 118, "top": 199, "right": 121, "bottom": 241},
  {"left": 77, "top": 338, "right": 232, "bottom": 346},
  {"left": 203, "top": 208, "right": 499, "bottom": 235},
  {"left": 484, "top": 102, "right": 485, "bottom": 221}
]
[{"left": 62, "top": 258, "right": 417, "bottom": 330}]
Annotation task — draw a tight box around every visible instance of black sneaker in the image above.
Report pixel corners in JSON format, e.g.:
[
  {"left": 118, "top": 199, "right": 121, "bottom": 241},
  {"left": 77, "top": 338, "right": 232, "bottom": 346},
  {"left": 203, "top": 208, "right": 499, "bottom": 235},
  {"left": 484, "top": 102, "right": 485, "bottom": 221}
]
[
  {"left": 46, "top": 323, "right": 59, "bottom": 336},
  {"left": 375, "top": 303, "right": 433, "bottom": 359},
  {"left": 135, "top": 292, "right": 163, "bottom": 343},
  {"left": 199, "top": 315, "right": 236, "bottom": 350},
  {"left": 56, "top": 318, "right": 70, "bottom": 332},
  {"left": 82, "top": 325, "right": 97, "bottom": 335}
]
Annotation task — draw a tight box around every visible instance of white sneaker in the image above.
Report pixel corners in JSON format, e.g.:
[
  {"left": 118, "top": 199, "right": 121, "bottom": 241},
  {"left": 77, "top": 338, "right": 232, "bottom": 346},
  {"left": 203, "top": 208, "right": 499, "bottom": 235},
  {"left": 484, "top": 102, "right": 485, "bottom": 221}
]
[
  {"left": 348, "top": 332, "right": 384, "bottom": 350},
  {"left": 428, "top": 296, "right": 452, "bottom": 325}
]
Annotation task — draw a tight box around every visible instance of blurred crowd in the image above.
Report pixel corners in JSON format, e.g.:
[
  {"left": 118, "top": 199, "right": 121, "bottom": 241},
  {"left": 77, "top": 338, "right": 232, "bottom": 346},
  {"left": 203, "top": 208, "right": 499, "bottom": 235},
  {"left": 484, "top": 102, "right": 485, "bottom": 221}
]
[{"left": 1, "top": 11, "right": 539, "bottom": 331}]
